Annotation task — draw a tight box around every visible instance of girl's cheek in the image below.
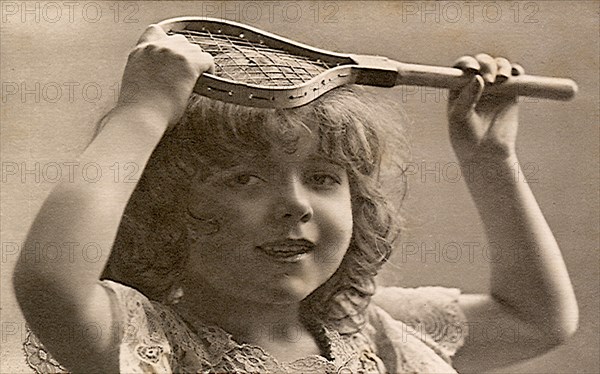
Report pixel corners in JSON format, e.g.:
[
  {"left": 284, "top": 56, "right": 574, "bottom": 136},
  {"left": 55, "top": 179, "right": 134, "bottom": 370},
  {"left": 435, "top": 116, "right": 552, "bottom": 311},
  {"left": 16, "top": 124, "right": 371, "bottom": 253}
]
[
  {"left": 187, "top": 187, "right": 263, "bottom": 238},
  {"left": 187, "top": 188, "right": 232, "bottom": 235}
]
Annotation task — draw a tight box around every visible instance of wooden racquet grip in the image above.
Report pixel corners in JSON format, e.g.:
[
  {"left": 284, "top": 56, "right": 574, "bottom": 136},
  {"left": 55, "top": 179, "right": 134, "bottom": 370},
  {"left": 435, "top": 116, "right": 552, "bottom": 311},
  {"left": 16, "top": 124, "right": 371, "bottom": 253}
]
[{"left": 394, "top": 62, "right": 578, "bottom": 101}]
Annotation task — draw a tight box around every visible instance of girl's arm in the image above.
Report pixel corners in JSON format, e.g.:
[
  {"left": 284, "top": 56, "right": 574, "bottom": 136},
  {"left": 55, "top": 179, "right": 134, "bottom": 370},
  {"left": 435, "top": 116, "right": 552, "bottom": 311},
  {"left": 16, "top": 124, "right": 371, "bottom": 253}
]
[
  {"left": 12, "top": 25, "right": 213, "bottom": 373},
  {"left": 446, "top": 55, "right": 578, "bottom": 372}
]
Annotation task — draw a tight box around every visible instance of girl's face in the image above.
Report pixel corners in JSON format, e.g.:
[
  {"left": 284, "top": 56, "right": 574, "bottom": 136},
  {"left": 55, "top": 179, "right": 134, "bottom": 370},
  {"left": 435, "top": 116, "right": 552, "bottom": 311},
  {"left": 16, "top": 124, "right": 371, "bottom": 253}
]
[{"left": 184, "top": 129, "right": 353, "bottom": 305}]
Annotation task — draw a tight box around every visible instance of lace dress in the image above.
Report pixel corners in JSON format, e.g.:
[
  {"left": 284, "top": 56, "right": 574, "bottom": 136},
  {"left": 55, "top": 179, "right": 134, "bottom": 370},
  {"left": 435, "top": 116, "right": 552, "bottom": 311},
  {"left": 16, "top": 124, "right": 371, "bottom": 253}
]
[{"left": 24, "top": 281, "right": 468, "bottom": 373}]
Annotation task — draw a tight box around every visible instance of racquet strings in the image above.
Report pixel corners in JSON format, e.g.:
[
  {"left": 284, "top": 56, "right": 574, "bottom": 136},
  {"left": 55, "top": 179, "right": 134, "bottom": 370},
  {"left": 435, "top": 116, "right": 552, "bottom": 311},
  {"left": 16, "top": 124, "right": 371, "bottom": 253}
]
[{"left": 169, "top": 29, "right": 333, "bottom": 86}]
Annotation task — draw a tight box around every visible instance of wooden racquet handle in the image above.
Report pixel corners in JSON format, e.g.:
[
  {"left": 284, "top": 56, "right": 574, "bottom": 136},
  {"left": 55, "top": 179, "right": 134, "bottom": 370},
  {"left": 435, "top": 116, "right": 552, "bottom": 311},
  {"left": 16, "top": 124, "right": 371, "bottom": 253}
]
[{"left": 394, "top": 62, "right": 578, "bottom": 101}]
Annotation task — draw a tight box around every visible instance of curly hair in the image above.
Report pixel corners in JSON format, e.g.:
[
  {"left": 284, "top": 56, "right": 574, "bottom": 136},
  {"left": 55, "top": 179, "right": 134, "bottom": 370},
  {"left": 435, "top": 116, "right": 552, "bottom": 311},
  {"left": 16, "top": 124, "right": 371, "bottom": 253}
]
[{"left": 102, "top": 86, "right": 409, "bottom": 334}]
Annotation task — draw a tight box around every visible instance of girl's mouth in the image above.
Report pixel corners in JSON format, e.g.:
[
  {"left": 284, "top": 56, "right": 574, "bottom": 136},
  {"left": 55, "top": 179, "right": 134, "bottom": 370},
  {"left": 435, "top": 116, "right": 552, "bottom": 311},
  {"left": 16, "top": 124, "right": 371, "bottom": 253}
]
[{"left": 257, "top": 239, "right": 315, "bottom": 262}]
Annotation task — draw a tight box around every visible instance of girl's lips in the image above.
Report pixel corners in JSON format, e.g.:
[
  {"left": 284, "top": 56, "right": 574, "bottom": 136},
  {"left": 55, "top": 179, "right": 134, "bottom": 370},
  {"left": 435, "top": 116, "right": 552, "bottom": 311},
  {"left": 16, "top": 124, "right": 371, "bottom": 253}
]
[{"left": 257, "top": 239, "right": 315, "bottom": 260}]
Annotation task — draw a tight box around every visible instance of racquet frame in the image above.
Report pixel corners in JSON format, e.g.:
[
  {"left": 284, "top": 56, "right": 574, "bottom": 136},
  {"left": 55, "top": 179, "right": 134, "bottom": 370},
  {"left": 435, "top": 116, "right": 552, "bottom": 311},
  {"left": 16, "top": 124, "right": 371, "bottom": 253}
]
[{"left": 158, "top": 17, "right": 577, "bottom": 108}]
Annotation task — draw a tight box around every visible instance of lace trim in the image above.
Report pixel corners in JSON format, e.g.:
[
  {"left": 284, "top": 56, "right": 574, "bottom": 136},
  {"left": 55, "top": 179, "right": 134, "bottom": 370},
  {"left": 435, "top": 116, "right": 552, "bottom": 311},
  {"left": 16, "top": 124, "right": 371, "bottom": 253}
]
[
  {"left": 23, "top": 328, "right": 69, "bottom": 374},
  {"left": 341, "top": 330, "right": 388, "bottom": 374},
  {"left": 168, "top": 303, "right": 363, "bottom": 373},
  {"left": 109, "top": 281, "right": 172, "bottom": 373},
  {"left": 365, "top": 304, "right": 460, "bottom": 373},
  {"left": 372, "top": 286, "right": 468, "bottom": 360}
]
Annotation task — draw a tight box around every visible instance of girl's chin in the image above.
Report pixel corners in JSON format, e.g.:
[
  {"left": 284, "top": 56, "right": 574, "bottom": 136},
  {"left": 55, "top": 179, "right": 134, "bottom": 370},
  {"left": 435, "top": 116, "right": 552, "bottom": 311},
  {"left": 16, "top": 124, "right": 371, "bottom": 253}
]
[
  {"left": 244, "top": 281, "right": 322, "bottom": 305},
  {"left": 255, "top": 290, "right": 312, "bottom": 305},
  {"left": 188, "top": 270, "right": 329, "bottom": 305}
]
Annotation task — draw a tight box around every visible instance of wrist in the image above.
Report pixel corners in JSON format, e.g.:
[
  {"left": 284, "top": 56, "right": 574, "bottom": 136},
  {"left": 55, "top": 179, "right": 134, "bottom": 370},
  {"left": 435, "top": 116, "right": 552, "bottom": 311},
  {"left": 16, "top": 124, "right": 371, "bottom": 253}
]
[
  {"left": 109, "top": 103, "right": 172, "bottom": 135},
  {"left": 117, "top": 80, "right": 190, "bottom": 127},
  {"left": 454, "top": 139, "right": 517, "bottom": 166},
  {"left": 461, "top": 154, "right": 522, "bottom": 190}
]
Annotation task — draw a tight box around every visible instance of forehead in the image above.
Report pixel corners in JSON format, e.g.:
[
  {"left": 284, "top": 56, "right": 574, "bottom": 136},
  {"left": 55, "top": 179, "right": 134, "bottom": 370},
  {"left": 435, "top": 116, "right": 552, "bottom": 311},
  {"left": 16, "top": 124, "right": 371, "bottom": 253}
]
[{"left": 220, "top": 129, "right": 335, "bottom": 168}]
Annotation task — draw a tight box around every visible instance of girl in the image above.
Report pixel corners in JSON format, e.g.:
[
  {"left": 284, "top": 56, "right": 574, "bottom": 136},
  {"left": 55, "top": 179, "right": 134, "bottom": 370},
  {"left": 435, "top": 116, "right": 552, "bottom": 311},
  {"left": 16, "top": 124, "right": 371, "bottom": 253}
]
[{"left": 14, "top": 24, "right": 578, "bottom": 373}]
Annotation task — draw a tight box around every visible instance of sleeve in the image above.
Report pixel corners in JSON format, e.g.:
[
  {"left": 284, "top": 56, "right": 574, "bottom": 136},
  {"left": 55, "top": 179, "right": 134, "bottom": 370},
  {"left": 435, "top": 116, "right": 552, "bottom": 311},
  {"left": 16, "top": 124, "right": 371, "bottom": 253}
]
[
  {"left": 22, "top": 280, "right": 172, "bottom": 374},
  {"left": 100, "top": 280, "right": 172, "bottom": 373},
  {"left": 371, "top": 286, "right": 468, "bottom": 359}
]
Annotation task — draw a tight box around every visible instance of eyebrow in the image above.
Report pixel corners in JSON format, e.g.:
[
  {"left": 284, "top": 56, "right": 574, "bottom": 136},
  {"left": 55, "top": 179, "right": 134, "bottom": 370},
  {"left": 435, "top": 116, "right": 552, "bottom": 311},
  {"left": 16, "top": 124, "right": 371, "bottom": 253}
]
[
  {"left": 306, "top": 154, "right": 344, "bottom": 167},
  {"left": 296, "top": 157, "right": 347, "bottom": 177},
  {"left": 215, "top": 153, "right": 345, "bottom": 171}
]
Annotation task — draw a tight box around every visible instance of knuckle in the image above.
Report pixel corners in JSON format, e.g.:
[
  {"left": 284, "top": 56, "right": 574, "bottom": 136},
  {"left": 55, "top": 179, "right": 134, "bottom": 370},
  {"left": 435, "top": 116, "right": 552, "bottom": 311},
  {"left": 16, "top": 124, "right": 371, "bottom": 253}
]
[
  {"left": 170, "top": 34, "right": 189, "bottom": 43},
  {"left": 130, "top": 43, "right": 153, "bottom": 56},
  {"left": 138, "top": 41, "right": 162, "bottom": 52},
  {"left": 475, "top": 53, "right": 494, "bottom": 63},
  {"left": 453, "top": 56, "right": 479, "bottom": 71},
  {"left": 511, "top": 64, "right": 525, "bottom": 76},
  {"left": 201, "top": 52, "right": 214, "bottom": 61},
  {"left": 144, "top": 42, "right": 160, "bottom": 51},
  {"left": 453, "top": 56, "right": 469, "bottom": 65}
]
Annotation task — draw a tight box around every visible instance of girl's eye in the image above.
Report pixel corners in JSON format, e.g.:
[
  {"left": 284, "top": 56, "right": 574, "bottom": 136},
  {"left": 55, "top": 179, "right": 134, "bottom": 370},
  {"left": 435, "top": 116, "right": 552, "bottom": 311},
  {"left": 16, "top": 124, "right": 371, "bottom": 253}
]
[
  {"left": 225, "top": 173, "right": 262, "bottom": 187},
  {"left": 308, "top": 173, "right": 340, "bottom": 187}
]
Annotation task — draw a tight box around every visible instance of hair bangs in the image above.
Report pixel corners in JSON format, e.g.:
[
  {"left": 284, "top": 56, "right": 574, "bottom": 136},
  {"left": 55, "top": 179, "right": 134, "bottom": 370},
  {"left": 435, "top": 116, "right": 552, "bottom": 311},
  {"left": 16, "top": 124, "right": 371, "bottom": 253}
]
[{"left": 175, "top": 95, "right": 312, "bottom": 169}]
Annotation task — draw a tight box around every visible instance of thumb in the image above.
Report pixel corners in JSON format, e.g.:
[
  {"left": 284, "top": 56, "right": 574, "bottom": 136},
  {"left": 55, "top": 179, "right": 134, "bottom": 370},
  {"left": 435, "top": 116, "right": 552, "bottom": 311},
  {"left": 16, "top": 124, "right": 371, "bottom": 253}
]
[
  {"left": 137, "top": 24, "right": 167, "bottom": 44},
  {"left": 448, "top": 75, "right": 484, "bottom": 124}
]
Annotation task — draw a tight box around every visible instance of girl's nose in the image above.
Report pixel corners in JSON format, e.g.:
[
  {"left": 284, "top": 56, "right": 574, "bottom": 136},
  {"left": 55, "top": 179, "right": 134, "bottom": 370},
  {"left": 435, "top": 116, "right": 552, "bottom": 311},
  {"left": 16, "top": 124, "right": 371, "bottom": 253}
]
[{"left": 277, "top": 179, "right": 313, "bottom": 223}]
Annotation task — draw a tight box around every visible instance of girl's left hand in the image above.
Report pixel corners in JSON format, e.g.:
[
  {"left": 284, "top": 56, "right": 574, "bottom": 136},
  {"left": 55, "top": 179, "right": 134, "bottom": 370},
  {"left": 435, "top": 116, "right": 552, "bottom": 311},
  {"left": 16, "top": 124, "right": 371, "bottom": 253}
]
[{"left": 447, "top": 54, "right": 524, "bottom": 165}]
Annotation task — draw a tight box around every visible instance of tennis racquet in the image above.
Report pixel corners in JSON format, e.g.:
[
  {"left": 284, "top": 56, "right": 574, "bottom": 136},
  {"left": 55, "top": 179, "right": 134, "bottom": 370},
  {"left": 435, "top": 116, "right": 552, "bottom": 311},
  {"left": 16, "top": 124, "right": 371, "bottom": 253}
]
[{"left": 157, "top": 17, "right": 578, "bottom": 109}]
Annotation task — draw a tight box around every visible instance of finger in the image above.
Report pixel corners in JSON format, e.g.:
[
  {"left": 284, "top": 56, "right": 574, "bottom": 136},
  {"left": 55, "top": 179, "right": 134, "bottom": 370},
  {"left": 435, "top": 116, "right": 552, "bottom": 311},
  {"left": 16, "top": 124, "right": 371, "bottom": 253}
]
[
  {"left": 169, "top": 33, "right": 192, "bottom": 44},
  {"left": 511, "top": 63, "right": 525, "bottom": 76},
  {"left": 137, "top": 24, "right": 167, "bottom": 44},
  {"left": 448, "top": 75, "right": 484, "bottom": 124},
  {"left": 475, "top": 53, "right": 497, "bottom": 84},
  {"left": 453, "top": 56, "right": 480, "bottom": 73},
  {"left": 450, "top": 56, "right": 480, "bottom": 101},
  {"left": 495, "top": 57, "right": 512, "bottom": 82},
  {"left": 199, "top": 52, "right": 216, "bottom": 75}
]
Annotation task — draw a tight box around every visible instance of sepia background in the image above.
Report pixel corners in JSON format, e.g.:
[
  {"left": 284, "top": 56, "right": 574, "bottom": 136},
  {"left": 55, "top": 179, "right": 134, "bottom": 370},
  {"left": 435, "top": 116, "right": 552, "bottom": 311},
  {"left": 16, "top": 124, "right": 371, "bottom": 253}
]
[{"left": 1, "top": 1, "right": 598, "bottom": 373}]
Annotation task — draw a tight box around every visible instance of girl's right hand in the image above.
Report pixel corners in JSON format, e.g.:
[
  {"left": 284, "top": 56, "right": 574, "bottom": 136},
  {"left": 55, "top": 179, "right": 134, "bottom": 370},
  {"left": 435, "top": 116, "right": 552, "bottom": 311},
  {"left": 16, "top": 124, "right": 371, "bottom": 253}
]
[{"left": 116, "top": 24, "right": 215, "bottom": 127}]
